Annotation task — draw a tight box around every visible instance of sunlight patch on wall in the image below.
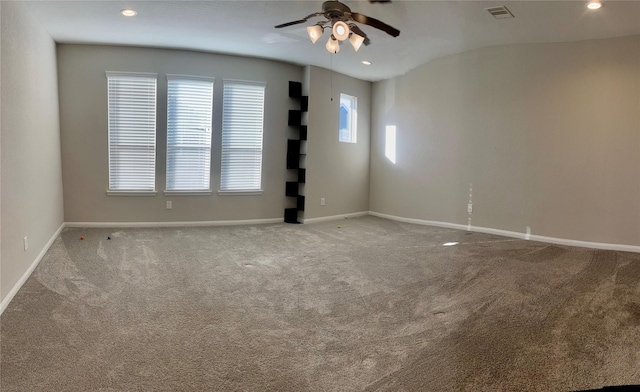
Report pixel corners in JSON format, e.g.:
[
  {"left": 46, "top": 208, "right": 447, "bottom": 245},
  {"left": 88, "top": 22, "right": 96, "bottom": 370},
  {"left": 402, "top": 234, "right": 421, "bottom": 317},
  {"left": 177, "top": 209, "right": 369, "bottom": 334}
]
[{"left": 385, "top": 125, "right": 396, "bottom": 164}]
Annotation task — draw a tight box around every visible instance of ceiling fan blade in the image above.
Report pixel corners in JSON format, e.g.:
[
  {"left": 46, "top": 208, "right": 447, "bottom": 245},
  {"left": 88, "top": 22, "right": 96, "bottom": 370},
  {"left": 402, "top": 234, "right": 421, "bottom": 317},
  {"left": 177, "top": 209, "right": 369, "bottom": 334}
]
[
  {"left": 274, "top": 12, "right": 324, "bottom": 29},
  {"left": 350, "top": 12, "right": 400, "bottom": 37},
  {"left": 349, "top": 25, "right": 371, "bottom": 46}
]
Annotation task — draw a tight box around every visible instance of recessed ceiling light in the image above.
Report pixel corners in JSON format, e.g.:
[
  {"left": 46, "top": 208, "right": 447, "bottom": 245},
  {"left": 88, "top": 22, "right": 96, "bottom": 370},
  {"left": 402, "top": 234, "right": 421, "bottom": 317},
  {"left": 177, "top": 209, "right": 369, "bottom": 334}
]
[
  {"left": 121, "top": 9, "right": 137, "bottom": 17},
  {"left": 587, "top": 1, "right": 603, "bottom": 10},
  {"left": 361, "top": 60, "right": 371, "bottom": 65},
  {"left": 443, "top": 242, "right": 459, "bottom": 247}
]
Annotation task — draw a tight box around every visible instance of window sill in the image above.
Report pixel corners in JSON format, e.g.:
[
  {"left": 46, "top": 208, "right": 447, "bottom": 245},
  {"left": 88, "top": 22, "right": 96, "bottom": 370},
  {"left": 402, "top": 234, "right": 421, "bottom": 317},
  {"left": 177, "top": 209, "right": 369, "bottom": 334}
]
[
  {"left": 106, "top": 191, "right": 157, "bottom": 197},
  {"left": 218, "top": 190, "right": 263, "bottom": 196},
  {"left": 163, "top": 190, "right": 212, "bottom": 196}
]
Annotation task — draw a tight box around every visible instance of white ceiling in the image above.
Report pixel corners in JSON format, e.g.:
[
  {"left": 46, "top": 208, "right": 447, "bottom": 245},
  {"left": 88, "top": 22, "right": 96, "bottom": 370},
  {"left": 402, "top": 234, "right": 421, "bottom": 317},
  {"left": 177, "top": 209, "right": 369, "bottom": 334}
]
[{"left": 25, "top": 0, "right": 640, "bottom": 81}]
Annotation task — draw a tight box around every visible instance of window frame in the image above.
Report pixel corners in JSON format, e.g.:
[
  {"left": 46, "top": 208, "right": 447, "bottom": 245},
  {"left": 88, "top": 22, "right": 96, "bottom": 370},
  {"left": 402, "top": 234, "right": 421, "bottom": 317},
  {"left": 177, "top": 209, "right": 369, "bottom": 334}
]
[
  {"left": 106, "top": 71, "right": 158, "bottom": 196},
  {"left": 164, "top": 74, "right": 215, "bottom": 194},
  {"left": 219, "top": 79, "right": 266, "bottom": 194},
  {"left": 339, "top": 93, "right": 357, "bottom": 144}
]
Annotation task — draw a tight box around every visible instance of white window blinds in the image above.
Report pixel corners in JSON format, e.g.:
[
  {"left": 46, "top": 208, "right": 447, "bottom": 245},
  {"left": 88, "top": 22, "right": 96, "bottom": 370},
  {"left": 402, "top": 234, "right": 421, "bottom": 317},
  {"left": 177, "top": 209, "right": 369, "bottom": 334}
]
[
  {"left": 221, "top": 80, "right": 266, "bottom": 191},
  {"left": 107, "top": 72, "right": 157, "bottom": 191},
  {"left": 166, "top": 76, "right": 214, "bottom": 191}
]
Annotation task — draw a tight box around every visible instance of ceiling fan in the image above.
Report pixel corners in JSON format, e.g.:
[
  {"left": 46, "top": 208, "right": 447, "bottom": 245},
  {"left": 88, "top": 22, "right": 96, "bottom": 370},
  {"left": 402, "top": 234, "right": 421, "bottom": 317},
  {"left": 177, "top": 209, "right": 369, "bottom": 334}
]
[{"left": 274, "top": 0, "right": 400, "bottom": 53}]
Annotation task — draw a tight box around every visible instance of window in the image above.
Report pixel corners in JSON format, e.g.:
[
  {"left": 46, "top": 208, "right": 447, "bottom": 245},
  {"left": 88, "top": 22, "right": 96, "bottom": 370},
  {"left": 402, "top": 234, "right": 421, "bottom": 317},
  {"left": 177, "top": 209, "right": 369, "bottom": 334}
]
[
  {"left": 107, "top": 72, "right": 157, "bottom": 193},
  {"left": 220, "top": 80, "right": 266, "bottom": 192},
  {"left": 385, "top": 125, "right": 397, "bottom": 164},
  {"left": 339, "top": 93, "right": 357, "bottom": 143},
  {"left": 166, "top": 76, "right": 214, "bottom": 192}
]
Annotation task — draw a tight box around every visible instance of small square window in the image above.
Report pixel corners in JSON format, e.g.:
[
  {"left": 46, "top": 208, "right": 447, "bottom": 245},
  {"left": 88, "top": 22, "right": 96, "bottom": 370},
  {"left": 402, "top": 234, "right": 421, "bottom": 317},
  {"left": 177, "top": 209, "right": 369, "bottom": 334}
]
[{"left": 339, "top": 93, "right": 357, "bottom": 143}]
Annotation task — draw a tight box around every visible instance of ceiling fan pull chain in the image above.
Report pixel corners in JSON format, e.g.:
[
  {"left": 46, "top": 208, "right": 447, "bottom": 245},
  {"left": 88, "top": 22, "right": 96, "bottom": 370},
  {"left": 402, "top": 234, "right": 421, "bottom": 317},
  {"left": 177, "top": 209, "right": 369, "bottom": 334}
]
[{"left": 330, "top": 54, "right": 333, "bottom": 102}]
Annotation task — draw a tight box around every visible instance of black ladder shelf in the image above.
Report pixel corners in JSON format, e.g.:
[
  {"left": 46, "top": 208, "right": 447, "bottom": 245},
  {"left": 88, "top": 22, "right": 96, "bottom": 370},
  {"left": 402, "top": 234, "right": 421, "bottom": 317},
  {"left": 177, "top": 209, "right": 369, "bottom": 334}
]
[{"left": 284, "top": 81, "right": 307, "bottom": 223}]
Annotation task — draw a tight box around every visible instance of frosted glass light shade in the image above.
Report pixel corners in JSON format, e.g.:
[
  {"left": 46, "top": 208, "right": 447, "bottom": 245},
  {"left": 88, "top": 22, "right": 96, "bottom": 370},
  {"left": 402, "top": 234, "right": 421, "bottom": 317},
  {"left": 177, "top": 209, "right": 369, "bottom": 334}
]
[
  {"left": 307, "top": 25, "right": 323, "bottom": 44},
  {"left": 349, "top": 33, "right": 365, "bottom": 52},
  {"left": 326, "top": 36, "right": 340, "bottom": 54},
  {"left": 332, "top": 21, "right": 350, "bottom": 41}
]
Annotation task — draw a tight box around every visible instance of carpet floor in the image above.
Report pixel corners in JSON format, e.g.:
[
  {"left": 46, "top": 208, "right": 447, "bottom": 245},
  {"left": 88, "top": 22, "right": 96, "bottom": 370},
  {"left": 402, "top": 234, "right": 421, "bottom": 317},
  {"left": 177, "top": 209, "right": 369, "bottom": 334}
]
[{"left": 1, "top": 216, "right": 639, "bottom": 391}]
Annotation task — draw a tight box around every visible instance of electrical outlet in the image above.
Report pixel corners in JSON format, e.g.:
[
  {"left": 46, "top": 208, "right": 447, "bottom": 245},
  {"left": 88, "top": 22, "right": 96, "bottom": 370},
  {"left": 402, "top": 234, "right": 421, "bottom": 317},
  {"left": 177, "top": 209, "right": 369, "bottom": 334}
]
[
  {"left": 23, "top": 236, "right": 29, "bottom": 251},
  {"left": 166, "top": 201, "right": 172, "bottom": 210},
  {"left": 467, "top": 203, "right": 473, "bottom": 213},
  {"left": 320, "top": 198, "right": 325, "bottom": 206}
]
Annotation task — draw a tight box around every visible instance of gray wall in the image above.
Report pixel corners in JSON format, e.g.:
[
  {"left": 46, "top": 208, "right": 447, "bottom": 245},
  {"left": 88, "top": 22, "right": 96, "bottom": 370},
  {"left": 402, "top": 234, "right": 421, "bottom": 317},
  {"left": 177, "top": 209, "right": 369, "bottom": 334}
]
[
  {"left": 1, "top": 2, "right": 64, "bottom": 302},
  {"left": 303, "top": 66, "right": 371, "bottom": 220},
  {"left": 370, "top": 35, "right": 640, "bottom": 246},
  {"left": 57, "top": 45, "right": 303, "bottom": 222}
]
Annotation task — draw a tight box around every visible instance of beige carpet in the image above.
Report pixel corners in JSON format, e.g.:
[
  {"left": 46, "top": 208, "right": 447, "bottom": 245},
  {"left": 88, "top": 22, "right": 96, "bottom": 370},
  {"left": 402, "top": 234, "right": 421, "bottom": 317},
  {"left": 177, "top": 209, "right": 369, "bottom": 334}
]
[{"left": 1, "top": 216, "right": 639, "bottom": 391}]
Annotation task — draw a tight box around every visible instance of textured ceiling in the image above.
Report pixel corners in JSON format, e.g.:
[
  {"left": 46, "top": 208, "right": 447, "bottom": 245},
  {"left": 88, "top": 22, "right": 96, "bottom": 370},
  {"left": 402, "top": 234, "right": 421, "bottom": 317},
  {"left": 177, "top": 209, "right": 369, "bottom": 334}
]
[{"left": 25, "top": 0, "right": 640, "bottom": 81}]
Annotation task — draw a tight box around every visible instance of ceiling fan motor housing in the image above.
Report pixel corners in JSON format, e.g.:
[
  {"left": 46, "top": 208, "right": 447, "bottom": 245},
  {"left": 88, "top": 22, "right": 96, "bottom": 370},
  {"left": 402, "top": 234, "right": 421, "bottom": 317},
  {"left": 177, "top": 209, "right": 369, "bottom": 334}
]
[{"left": 323, "top": 1, "right": 352, "bottom": 20}]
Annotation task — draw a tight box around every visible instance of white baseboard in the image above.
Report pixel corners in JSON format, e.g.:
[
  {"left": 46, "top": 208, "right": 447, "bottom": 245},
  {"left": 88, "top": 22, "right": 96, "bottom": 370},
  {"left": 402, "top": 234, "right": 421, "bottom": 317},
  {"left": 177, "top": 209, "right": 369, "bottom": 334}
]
[
  {"left": 369, "top": 211, "right": 640, "bottom": 253},
  {"left": 0, "top": 222, "right": 65, "bottom": 316},
  {"left": 301, "top": 211, "right": 369, "bottom": 224},
  {"left": 526, "top": 234, "right": 640, "bottom": 253},
  {"left": 65, "top": 217, "right": 284, "bottom": 228},
  {"left": 368, "top": 211, "right": 471, "bottom": 232}
]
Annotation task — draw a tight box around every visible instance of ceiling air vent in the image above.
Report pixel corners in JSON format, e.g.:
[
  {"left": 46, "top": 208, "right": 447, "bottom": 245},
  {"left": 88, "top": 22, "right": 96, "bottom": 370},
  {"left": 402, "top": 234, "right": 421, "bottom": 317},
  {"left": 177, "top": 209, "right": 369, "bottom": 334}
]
[{"left": 486, "top": 6, "right": 514, "bottom": 19}]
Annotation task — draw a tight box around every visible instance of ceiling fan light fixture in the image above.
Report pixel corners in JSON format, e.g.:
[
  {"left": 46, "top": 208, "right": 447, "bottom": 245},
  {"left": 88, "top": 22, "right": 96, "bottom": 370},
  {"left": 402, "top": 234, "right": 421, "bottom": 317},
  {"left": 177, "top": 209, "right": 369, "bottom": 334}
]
[
  {"left": 349, "top": 32, "right": 365, "bottom": 52},
  {"left": 307, "top": 24, "right": 324, "bottom": 44},
  {"left": 332, "top": 21, "right": 350, "bottom": 41},
  {"left": 274, "top": 0, "right": 400, "bottom": 55},
  {"left": 326, "top": 35, "right": 340, "bottom": 54}
]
